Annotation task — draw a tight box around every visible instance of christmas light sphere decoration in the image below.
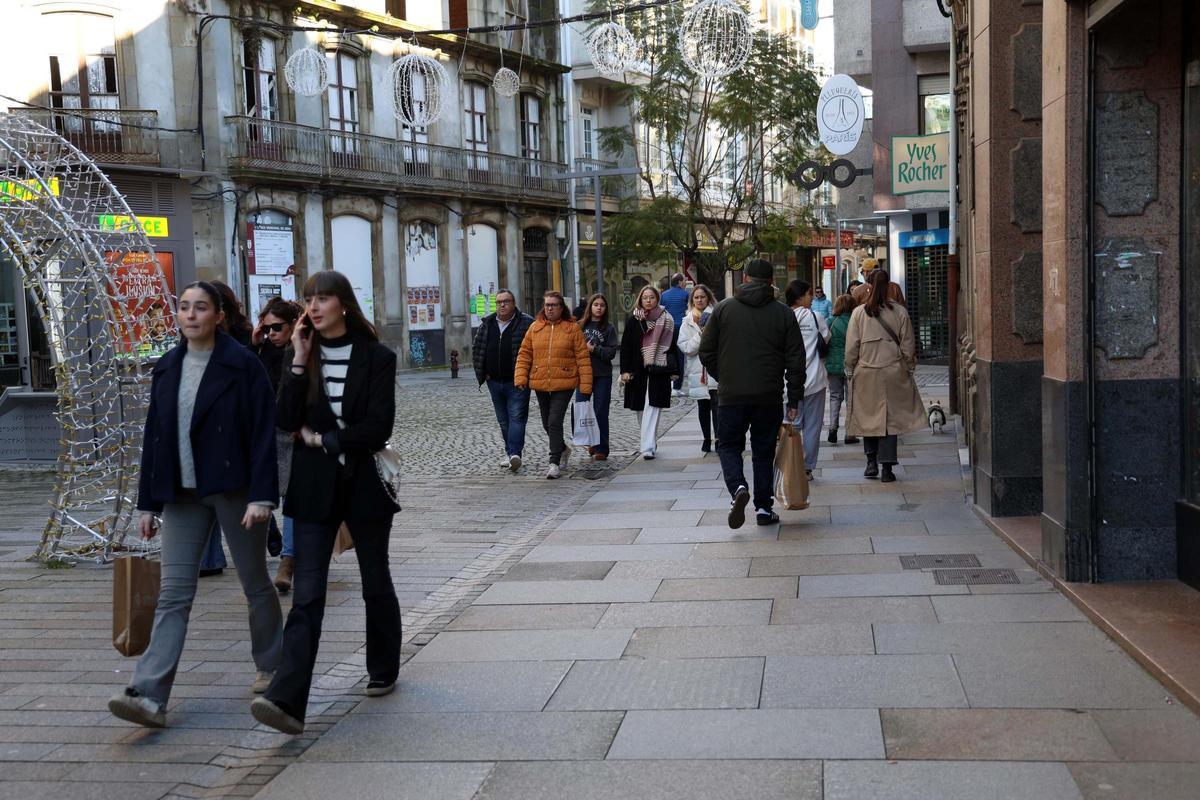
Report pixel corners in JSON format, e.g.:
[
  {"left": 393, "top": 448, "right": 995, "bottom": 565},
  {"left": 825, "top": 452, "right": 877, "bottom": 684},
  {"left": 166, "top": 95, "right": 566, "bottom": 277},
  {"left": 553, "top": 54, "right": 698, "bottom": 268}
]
[
  {"left": 284, "top": 47, "right": 329, "bottom": 97},
  {"left": 679, "top": 0, "right": 754, "bottom": 79},
  {"left": 586, "top": 20, "right": 638, "bottom": 77},
  {"left": 493, "top": 67, "right": 520, "bottom": 98},
  {"left": 388, "top": 53, "right": 450, "bottom": 127}
]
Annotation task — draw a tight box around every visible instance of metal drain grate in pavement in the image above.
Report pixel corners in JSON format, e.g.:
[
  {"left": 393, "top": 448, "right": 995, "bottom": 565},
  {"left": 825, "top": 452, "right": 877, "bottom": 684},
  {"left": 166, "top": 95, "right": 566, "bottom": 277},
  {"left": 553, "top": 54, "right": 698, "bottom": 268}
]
[
  {"left": 933, "top": 568, "right": 1020, "bottom": 585},
  {"left": 900, "top": 554, "right": 981, "bottom": 570}
]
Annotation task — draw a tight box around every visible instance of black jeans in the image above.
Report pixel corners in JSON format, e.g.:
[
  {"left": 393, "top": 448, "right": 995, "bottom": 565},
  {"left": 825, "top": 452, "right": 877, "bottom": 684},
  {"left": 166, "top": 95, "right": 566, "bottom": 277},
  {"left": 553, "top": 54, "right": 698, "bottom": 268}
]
[
  {"left": 717, "top": 403, "right": 784, "bottom": 511},
  {"left": 536, "top": 389, "right": 574, "bottom": 464},
  {"left": 266, "top": 514, "right": 400, "bottom": 721},
  {"left": 697, "top": 390, "right": 719, "bottom": 445},
  {"left": 864, "top": 435, "right": 898, "bottom": 465}
]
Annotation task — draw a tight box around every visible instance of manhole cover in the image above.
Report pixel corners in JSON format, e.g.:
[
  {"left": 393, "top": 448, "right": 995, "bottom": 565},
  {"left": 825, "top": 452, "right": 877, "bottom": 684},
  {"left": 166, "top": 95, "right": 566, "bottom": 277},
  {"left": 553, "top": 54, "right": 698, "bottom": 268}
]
[
  {"left": 900, "top": 554, "right": 981, "bottom": 570},
  {"left": 933, "top": 568, "right": 1020, "bottom": 585}
]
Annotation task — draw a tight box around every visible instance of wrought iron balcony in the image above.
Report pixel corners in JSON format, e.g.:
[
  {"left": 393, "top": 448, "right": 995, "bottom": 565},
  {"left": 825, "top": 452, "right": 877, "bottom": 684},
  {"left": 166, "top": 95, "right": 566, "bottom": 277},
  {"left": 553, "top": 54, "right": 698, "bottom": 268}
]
[
  {"left": 10, "top": 107, "right": 161, "bottom": 166},
  {"left": 226, "top": 116, "right": 568, "bottom": 202}
]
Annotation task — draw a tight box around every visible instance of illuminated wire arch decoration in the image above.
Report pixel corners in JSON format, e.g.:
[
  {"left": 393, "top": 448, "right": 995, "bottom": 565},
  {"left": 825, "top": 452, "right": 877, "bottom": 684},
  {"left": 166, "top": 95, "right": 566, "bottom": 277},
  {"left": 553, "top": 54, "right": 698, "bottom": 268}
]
[
  {"left": 0, "top": 112, "right": 175, "bottom": 562},
  {"left": 679, "top": 0, "right": 754, "bottom": 79},
  {"left": 284, "top": 46, "right": 329, "bottom": 97},
  {"left": 387, "top": 51, "right": 451, "bottom": 127},
  {"left": 586, "top": 20, "right": 639, "bottom": 77}
]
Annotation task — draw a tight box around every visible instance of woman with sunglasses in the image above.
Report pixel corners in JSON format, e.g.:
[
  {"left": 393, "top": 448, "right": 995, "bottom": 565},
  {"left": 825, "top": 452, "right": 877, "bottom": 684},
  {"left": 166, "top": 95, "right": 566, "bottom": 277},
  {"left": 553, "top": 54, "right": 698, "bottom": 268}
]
[
  {"left": 252, "top": 297, "right": 303, "bottom": 593},
  {"left": 514, "top": 291, "right": 593, "bottom": 479}
]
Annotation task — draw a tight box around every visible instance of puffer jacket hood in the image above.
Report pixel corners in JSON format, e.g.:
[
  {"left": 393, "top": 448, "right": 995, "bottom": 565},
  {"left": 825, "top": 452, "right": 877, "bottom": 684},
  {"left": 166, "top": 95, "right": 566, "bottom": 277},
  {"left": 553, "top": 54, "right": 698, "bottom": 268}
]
[{"left": 735, "top": 280, "right": 777, "bottom": 308}]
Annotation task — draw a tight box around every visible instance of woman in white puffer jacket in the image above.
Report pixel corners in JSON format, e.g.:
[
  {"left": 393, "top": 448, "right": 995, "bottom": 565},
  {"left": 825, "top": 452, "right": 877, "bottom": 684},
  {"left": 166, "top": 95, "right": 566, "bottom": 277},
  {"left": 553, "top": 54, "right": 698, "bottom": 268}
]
[{"left": 677, "top": 284, "right": 720, "bottom": 454}]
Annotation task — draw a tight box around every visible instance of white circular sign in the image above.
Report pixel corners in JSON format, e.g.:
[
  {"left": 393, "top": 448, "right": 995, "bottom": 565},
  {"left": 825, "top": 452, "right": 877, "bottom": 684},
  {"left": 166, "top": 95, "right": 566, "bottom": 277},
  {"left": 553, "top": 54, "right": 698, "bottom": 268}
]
[{"left": 817, "top": 74, "right": 865, "bottom": 156}]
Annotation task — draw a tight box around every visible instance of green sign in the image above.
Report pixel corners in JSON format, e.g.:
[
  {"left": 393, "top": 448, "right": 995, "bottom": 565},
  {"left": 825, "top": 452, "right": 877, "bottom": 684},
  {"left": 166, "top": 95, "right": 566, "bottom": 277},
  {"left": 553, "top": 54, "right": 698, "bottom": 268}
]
[
  {"left": 891, "top": 133, "right": 951, "bottom": 195},
  {"left": 98, "top": 214, "right": 170, "bottom": 237}
]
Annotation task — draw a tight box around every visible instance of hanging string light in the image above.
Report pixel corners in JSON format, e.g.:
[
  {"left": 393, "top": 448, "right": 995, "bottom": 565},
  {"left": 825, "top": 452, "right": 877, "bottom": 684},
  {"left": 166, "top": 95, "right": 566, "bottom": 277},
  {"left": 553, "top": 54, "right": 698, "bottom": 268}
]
[
  {"left": 388, "top": 51, "right": 449, "bottom": 127},
  {"left": 586, "top": 19, "right": 638, "bottom": 77},
  {"left": 284, "top": 46, "right": 329, "bottom": 96},
  {"left": 679, "top": 0, "right": 754, "bottom": 79}
]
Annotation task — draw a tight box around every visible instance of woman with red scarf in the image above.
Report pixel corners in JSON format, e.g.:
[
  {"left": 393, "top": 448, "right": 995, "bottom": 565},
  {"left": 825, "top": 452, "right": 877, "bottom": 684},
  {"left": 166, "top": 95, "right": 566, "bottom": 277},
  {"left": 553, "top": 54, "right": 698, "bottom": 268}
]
[{"left": 619, "top": 285, "right": 678, "bottom": 459}]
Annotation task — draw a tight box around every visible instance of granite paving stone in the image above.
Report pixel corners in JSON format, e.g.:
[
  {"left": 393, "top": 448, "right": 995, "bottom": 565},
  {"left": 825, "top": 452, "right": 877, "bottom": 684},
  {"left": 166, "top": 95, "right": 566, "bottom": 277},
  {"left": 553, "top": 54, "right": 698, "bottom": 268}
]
[
  {"left": 252, "top": 762, "right": 495, "bottom": 800},
  {"left": 694, "top": 539, "right": 874, "bottom": 558},
  {"left": 595, "top": 600, "right": 772, "bottom": 628},
  {"left": 1068, "top": 763, "right": 1200, "bottom": 800},
  {"left": 604, "top": 558, "right": 751, "bottom": 580},
  {"left": 500, "top": 561, "right": 615, "bottom": 581},
  {"left": 770, "top": 597, "right": 938, "bottom": 625},
  {"left": 1088, "top": 708, "right": 1200, "bottom": 761},
  {"left": 474, "top": 579, "right": 661, "bottom": 605},
  {"left": 632, "top": 525, "right": 780, "bottom": 544},
  {"left": 824, "top": 760, "right": 1085, "bottom": 800},
  {"left": 797, "top": 572, "right": 969, "bottom": 597},
  {"left": 472, "top": 760, "right": 823, "bottom": 800},
  {"left": 556, "top": 512, "right": 704, "bottom": 530},
  {"left": 300, "top": 712, "right": 624, "bottom": 762},
  {"left": 760, "top": 655, "right": 968, "bottom": 708},
  {"left": 873, "top": 622, "right": 1119, "bottom": 655},
  {"left": 544, "top": 657, "right": 763, "bottom": 710},
  {"left": 540, "top": 528, "right": 641, "bottom": 546},
  {"left": 699, "top": 507, "right": 830, "bottom": 525},
  {"left": 445, "top": 604, "right": 610, "bottom": 632},
  {"left": 881, "top": 708, "right": 1119, "bottom": 761},
  {"left": 0, "top": 781, "right": 179, "bottom": 800},
  {"left": 357, "top": 662, "right": 572, "bottom": 712},
  {"left": 778, "top": 521, "right": 928, "bottom": 539},
  {"left": 624, "top": 624, "right": 875, "bottom": 658},
  {"left": 653, "top": 577, "right": 799, "bottom": 601},
  {"left": 520, "top": 544, "right": 696, "bottom": 563},
  {"left": 749, "top": 555, "right": 904, "bottom": 576},
  {"left": 954, "top": 651, "right": 1174, "bottom": 708},
  {"left": 606, "top": 709, "right": 884, "bottom": 760},
  {"left": 931, "top": 594, "right": 1088, "bottom": 623},
  {"left": 409, "top": 629, "right": 633, "bottom": 663},
  {"left": 870, "top": 534, "right": 1014, "bottom": 554}
]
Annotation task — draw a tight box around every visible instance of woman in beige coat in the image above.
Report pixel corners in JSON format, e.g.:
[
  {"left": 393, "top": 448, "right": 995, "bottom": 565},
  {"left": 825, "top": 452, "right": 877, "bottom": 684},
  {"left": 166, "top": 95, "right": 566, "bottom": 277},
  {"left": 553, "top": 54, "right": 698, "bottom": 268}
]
[{"left": 844, "top": 271, "right": 928, "bottom": 482}]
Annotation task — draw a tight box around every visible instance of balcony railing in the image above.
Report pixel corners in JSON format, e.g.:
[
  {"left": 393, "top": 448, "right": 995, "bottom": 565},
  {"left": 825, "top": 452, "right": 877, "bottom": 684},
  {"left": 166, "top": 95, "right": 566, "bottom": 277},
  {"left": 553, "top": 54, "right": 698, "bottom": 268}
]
[
  {"left": 226, "top": 116, "right": 568, "bottom": 201},
  {"left": 574, "top": 157, "right": 631, "bottom": 199},
  {"left": 10, "top": 107, "right": 161, "bottom": 166}
]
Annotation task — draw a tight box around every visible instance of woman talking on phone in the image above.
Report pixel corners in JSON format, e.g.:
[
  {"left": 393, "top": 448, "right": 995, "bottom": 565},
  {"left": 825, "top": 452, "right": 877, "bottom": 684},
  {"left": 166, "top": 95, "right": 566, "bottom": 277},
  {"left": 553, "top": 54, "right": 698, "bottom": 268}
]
[
  {"left": 251, "top": 270, "right": 401, "bottom": 735},
  {"left": 108, "top": 281, "right": 282, "bottom": 729}
]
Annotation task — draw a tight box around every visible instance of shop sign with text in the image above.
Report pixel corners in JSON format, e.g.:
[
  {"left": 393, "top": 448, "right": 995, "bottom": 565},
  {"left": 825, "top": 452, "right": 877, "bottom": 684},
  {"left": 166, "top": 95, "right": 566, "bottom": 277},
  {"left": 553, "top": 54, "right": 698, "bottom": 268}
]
[{"left": 891, "top": 133, "right": 950, "bottom": 194}]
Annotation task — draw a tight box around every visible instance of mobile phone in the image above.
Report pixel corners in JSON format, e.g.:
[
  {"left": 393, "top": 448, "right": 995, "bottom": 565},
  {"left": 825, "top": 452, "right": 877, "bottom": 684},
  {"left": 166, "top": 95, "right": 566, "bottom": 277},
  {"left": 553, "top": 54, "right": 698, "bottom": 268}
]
[{"left": 299, "top": 314, "right": 313, "bottom": 339}]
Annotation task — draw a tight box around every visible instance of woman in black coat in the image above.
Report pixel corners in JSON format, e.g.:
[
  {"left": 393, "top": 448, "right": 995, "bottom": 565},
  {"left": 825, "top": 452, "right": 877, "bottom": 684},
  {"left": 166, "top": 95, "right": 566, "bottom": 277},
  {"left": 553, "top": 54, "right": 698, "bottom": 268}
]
[
  {"left": 620, "top": 285, "right": 678, "bottom": 459},
  {"left": 250, "top": 270, "right": 401, "bottom": 736},
  {"left": 108, "top": 281, "right": 282, "bottom": 729}
]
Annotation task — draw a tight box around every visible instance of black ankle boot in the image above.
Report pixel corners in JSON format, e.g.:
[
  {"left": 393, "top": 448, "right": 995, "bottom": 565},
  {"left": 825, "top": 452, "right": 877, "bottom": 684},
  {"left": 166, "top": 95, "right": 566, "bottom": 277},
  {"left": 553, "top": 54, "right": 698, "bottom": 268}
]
[
  {"left": 827, "top": 427, "right": 838, "bottom": 444},
  {"left": 880, "top": 464, "right": 896, "bottom": 483},
  {"left": 701, "top": 440, "right": 712, "bottom": 453},
  {"left": 844, "top": 434, "right": 860, "bottom": 445},
  {"left": 864, "top": 459, "right": 879, "bottom": 479}
]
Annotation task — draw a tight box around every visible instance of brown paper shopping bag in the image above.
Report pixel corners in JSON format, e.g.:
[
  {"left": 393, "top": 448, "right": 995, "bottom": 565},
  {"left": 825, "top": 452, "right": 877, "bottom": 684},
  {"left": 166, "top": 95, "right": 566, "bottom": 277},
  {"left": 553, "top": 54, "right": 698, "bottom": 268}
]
[
  {"left": 773, "top": 424, "right": 811, "bottom": 511},
  {"left": 112, "top": 556, "right": 160, "bottom": 657},
  {"left": 333, "top": 523, "right": 355, "bottom": 557}
]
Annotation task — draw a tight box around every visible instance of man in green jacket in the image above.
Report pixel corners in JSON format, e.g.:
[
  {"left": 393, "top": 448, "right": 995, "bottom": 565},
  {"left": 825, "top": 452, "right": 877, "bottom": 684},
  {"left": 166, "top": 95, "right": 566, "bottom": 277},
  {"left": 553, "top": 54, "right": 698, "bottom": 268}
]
[{"left": 699, "top": 259, "right": 805, "bottom": 528}]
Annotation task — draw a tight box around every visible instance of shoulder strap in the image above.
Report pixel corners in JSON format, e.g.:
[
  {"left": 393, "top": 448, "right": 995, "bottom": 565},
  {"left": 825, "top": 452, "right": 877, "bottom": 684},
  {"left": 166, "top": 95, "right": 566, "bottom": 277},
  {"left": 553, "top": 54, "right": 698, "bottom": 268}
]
[{"left": 873, "top": 312, "right": 903, "bottom": 350}]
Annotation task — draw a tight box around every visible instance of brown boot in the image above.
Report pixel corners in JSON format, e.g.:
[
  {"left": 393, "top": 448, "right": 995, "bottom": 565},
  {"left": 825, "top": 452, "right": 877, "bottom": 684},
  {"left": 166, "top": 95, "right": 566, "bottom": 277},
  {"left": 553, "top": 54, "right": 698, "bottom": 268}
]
[{"left": 274, "top": 557, "right": 293, "bottom": 594}]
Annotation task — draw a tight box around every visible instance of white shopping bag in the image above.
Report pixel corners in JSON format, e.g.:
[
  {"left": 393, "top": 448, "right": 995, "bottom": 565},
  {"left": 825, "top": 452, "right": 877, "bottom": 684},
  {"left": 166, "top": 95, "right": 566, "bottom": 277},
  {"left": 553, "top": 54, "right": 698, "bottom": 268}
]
[{"left": 572, "top": 399, "right": 601, "bottom": 447}]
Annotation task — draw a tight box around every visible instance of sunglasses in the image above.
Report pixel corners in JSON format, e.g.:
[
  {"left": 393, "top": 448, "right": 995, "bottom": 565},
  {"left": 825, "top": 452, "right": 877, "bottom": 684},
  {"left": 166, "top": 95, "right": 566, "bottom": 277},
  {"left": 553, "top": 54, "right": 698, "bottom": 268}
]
[
  {"left": 262, "top": 322, "right": 288, "bottom": 333},
  {"left": 544, "top": 302, "right": 562, "bottom": 308}
]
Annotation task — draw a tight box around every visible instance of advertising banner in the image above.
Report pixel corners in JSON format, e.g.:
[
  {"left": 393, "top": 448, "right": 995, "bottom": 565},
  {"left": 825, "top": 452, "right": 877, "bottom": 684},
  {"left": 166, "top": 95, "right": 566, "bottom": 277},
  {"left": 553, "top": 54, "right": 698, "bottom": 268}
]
[
  {"left": 891, "top": 133, "right": 951, "bottom": 194},
  {"left": 105, "top": 250, "right": 175, "bottom": 357}
]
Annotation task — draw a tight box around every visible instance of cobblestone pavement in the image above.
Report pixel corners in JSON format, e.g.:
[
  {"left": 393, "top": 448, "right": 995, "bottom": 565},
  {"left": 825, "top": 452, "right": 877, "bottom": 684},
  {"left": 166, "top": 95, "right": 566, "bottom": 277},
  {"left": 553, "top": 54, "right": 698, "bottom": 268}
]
[{"left": 0, "top": 366, "right": 692, "bottom": 799}]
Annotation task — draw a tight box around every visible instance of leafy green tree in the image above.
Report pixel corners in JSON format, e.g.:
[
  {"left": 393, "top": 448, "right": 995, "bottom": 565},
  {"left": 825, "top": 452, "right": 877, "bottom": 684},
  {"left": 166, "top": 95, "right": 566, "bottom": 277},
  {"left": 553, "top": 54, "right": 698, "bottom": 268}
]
[{"left": 592, "top": 0, "right": 822, "bottom": 290}]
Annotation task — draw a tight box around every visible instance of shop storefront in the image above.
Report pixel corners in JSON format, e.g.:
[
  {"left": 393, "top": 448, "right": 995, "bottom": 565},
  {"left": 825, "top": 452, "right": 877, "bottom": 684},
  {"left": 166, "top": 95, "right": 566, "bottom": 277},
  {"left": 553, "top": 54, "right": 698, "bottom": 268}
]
[{"left": 899, "top": 227, "right": 951, "bottom": 361}]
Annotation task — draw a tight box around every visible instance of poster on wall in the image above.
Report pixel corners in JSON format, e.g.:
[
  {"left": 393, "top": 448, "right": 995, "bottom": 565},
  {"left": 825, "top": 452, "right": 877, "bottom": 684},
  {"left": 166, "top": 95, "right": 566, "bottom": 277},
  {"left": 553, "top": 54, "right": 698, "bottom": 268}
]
[
  {"left": 248, "top": 273, "right": 298, "bottom": 315},
  {"left": 105, "top": 250, "right": 175, "bottom": 357},
  {"left": 331, "top": 216, "right": 376, "bottom": 325},
  {"left": 404, "top": 222, "right": 443, "bottom": 332},
  {"left": 466, "top": 224, "right": 499, "bottom": 328}
]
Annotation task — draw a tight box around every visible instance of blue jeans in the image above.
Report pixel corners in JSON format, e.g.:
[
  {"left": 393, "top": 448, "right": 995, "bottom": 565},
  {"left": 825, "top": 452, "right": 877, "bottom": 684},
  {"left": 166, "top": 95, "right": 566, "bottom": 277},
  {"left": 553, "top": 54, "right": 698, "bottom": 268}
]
[
  {"left": 487, "top": 379, "right": 530, "bottom": 457},
  {"left": 281, "top": 515, "right": 294, "bottom": 558},
  {"left": 577, "top": 375, "right": 612, "bottom": 455},
  {"left": 717, "top": 403, "right": 784, "bottom": 512}
]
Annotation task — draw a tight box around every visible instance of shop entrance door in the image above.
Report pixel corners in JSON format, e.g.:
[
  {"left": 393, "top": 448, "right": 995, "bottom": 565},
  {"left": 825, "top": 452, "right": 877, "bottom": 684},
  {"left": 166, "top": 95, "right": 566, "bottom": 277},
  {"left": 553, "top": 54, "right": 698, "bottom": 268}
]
[{"left": 903, "top": 243, "right": 950, "bottom": 361}]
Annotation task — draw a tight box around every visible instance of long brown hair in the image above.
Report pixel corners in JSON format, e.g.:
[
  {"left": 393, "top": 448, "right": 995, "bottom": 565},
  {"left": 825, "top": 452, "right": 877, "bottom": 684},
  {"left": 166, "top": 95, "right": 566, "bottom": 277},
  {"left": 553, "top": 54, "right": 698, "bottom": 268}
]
[
  {"left": 538, "top": 290, "right": 574, "bottom": 323},
  {"left": 863, "top": 270, "right": 893, "bottom": 318},
  {"left": 210, "top": 280, "right": 252, "bottom": 340},
  {"left": 583, "top": 293, "right": 609, "bottom": 327},
  {"left": 832, "top": 293, "right": 857, "bottom": 317},
  {"left": 301, "top": 270, "right": 377, "bottom": 402}
]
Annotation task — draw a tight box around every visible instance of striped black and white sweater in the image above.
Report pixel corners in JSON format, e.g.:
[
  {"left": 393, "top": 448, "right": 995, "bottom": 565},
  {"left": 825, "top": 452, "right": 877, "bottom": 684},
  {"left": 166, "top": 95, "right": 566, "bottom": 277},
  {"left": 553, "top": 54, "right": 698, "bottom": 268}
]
[{"left": 319, "top": 333, "right": 353, "bottom": 464}]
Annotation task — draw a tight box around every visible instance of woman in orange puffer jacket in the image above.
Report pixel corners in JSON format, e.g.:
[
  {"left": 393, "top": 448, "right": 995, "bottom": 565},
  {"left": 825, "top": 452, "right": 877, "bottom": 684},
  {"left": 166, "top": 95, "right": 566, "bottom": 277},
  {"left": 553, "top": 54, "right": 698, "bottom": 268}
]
[{"left": 515, "top": 291, "right": 593, "bottom": 479}]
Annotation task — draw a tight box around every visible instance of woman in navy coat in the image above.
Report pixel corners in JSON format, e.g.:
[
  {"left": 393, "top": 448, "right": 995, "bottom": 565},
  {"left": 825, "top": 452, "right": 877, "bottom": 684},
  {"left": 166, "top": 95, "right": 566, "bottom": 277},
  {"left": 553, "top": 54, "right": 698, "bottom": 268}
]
[{"left": 108, "top": 281, "right": 282, "bottom": 729}]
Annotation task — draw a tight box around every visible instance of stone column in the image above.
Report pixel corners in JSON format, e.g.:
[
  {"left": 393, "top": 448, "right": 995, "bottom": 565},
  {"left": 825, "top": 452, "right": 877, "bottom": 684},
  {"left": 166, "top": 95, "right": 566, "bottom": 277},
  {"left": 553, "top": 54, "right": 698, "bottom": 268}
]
[{"left": 969, "top": 0, "right": 1045, "bottom": 517}]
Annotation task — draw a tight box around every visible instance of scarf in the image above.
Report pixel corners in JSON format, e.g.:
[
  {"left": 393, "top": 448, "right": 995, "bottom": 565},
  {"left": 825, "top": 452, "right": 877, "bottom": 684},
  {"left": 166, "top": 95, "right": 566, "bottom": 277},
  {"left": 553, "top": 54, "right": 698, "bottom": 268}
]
[{"left": 634, "top": 305, "right": 673, "bottom": 368}]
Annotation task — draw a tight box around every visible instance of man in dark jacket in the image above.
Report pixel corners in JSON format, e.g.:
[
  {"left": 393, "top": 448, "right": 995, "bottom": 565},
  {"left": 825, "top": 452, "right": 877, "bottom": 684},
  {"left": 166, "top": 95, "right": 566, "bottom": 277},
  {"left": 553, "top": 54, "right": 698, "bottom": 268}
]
[
  {"left": 699, "top": 259, "right": 804, "bottom": 528},
  {"left": 660, "top": 272, "right": 690, "bottom": 391},
  {"left": 472, "top": 289, "right": 535, "bottom": 471}
]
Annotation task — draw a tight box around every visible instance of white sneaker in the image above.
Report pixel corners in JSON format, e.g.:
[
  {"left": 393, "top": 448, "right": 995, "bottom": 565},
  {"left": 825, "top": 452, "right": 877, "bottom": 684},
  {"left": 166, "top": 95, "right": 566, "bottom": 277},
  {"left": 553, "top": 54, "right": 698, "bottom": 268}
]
[
  {"left": 500, "top": 456, "right": 512, "bottom": 469},
  {"left": 508, "top": 455, "right": 522, "bottom": 471},
  {"left": 252, "top": 670, "right": 274, "bottom": 694},
  {"left": 108, "top": 688, "right": 165, "bottom": 728},
  {"left": 546, "top": 463, "right": 560, "bottom": 479}
]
